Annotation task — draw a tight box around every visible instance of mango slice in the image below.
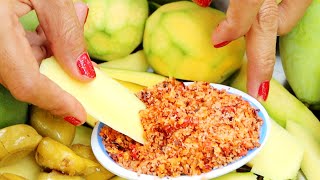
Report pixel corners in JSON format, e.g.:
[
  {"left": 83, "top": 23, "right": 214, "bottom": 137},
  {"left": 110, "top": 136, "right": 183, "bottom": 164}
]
[
  {"left": 286, "top": 121, "right": 320, "bottom": 180},
  {"left": 99, "top": 50, "right": 149, "bottom": 72},
  {"left": 39, "top": 57, "right": 146, "bottom": 144},
  {"left": 248, "top": 118, "right": 304, "bottom": 180},
  {"left": 100, "top": 67, "right": 167, "bottom": 87},
  {"left": 213, "top": 172, "right": 257, "bottom": 180}
]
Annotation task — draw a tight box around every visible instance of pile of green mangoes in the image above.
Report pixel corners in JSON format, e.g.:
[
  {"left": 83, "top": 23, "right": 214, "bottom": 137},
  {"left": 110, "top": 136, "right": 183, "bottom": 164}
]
[{"left": 1, "top": 0, "right": 319, "bottom": 179}]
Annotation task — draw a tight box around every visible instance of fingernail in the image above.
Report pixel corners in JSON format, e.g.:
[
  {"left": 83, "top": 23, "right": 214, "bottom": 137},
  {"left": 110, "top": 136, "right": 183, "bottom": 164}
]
[
  {"left": 214, "top": 41, "right": 231, "bottom": 48},
  {"left": 77, "top": 52, "right": 96, "bottom": 78},
  {"left": 84, "top": 7, "right": 89, "bottom": 24},
  {"left": 258, "top": 81, "right": 270, "bottom": 101},
  {"left": 64, "top": 116, "right": 81, "bottom": 126}
]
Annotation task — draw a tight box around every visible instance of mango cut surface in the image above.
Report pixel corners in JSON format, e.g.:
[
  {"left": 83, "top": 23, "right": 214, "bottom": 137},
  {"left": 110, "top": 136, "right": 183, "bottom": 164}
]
[
  {"left": 248, "top": 119, "right": 304, "bottom": 180},
  {"left": 40, "top": 57, "right": 146, "bottom": 144}
]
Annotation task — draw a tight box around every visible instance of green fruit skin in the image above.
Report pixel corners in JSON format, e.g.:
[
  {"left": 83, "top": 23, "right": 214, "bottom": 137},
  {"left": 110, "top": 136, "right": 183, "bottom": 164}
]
[
  {"left": 279, "top": 0, "right": 320, "bottom": 105},
  {"left": 230, "top": 61, "right": 320, "bottom": 144},
  {"left": 0, "top": 85, "right": 28, "bottom": 129},
  {"left": 19, "top": 10, "right": 39, "bottom": 32},
  {"left": 84, "top": 0, "right": 149, "bottom": 61}
]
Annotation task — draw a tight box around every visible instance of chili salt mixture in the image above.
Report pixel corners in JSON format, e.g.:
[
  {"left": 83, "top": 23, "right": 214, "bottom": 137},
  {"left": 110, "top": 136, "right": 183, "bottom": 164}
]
[{"left": 99, "top": 79, "right": 263, "bottom": 177}]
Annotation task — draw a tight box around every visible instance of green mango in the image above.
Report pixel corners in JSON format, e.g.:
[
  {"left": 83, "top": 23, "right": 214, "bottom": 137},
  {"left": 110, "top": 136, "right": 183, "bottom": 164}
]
[
  {"left": 83, "top": 0, "right": 149, "bottom": 61},
  {"left": 19, "top": 10, "right": 39, "bottom": 32},
  {"left": 229, "top": 61, "right": 320, "bottom": 144},
  {"left": 0, "top": 84, "right": 29, "bottom": 129},
  {"left": 279, "top": 0, "right": 320, "bottom": 105}
]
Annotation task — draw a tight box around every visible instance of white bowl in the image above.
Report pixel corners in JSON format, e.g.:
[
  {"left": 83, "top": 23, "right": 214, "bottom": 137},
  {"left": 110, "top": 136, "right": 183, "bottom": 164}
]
[{"left": 91, "top": 82, "right": 270, "bottom": 180}]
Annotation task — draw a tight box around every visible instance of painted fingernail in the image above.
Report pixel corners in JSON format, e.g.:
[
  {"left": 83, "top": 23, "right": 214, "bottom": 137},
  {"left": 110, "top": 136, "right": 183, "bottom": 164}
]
[
  {"left": 258, "top": 81, "right": 270, "bottom": 101},
  {"left": 214, "top": 41, "right": 231, "bottom": 48},
  {"left": 84, "top": 7, "right": 89, "bottom": 24},
  {"left": 77, "top": 52, "right": 96, "bottom": 78},
  {"left": 64, "top": 116, "right": 81, "bottom": 126}
]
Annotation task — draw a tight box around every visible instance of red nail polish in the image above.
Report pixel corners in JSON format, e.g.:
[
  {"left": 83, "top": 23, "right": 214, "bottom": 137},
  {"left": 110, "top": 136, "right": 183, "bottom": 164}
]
[
  {"left": 64, "top": 116, "right": 81, "bottom": 126},
  {"left": 85, "top": 7, "right": 89, "bottom": 24},
  {"left": 77, "top": 52, "right": 96, "bottom": 78},
  {"left": 214, "top": 41, "right": 231, "bottom": 48},
  {"left": 258, "top": 81, "right": 270, "bottom": 101}
]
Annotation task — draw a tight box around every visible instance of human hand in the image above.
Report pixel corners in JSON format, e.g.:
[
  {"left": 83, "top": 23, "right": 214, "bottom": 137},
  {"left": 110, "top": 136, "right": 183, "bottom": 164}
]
[
  {"left": 201, "top": 0, "right": 312, "bottom": 101},
  {"left": 0, "top": 0, "right": 95, "bottom": 126}
]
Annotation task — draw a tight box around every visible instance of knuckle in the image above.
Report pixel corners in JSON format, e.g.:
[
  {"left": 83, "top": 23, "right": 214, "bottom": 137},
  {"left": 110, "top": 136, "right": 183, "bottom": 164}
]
[
  {"left": 258, "top": 2, "right": 279, "bottom": 28},
  {"left": 55, "top": 19, "right": 84, "bottom": 54},
  {"left": 257, "top": 54, "right": 276, "bottom": 70}
]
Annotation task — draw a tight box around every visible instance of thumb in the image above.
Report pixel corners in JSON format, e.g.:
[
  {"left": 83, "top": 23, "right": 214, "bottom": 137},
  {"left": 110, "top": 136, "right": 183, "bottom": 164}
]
[{"left": 246, "top": 0, "right": 278, "bottom": 101}]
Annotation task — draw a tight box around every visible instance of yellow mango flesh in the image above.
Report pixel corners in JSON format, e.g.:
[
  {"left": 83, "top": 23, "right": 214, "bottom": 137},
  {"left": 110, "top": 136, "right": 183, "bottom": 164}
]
[
  {"left": 286, "top": 121, "right": 320, "bottom": 180},
  {"left": 39, "top": 57, "right": 146, "bottom": 144},
  {"left": 248, "top": 119, "right": 304, "bottom": 179},
  {"left": 213, "top": 172, "right": 257, "bottom": 180},
  {"left": 85, "top": 80, "right": 145, "bottom": 128},
  {"left": 100, "top": 67, "right": 167, "bottom": 87},
  {"left": 99, "top": 50, "right": 149, "bottom": 72},
  {"left": 143, "top": 1, "right": 245, "bottom": 83}
]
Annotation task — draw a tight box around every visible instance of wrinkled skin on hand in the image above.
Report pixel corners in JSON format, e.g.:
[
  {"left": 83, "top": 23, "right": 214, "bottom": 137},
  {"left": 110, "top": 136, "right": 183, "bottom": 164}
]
[
  {"left": 211, "top": 0, "right": 312, "bottom": 101},
  {"left": 0, "top": 0, "right": 93, "bottom": 125}
]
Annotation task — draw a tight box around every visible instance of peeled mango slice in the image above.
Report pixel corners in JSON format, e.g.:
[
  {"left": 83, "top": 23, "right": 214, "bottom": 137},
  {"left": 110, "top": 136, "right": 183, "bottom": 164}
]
[
  {"left": 212, "top": 172, "right": 257, "bottom": 180},
  {"left": 247, "top": 118, "right": 304, "bottom": 180},
  {"left": 99, "top": 50, "right": 149, "bottom": 72},
  {"left": 39, "top": 57, "right": 146, "bottom": 144},
  {"left": 286, "top": 121, "right": 320, "bottom": 180},
  {"left": 100, "top": 67, "right": 167, "bottom": 87},
  {"left": 85, "top": 80, "right": 145, "bottom": 128},
  {"left": 116, "top": 80, "right": 146, "bottom": 93}
]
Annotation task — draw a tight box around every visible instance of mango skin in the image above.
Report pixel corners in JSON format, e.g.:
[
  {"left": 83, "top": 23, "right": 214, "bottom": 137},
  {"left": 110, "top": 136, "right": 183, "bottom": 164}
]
[
  {"left": 19, "top": 10, "right": 39, "bottom": 31},
  {"left": 143, "top": 1, "right": 245, "bottom": 83},
  {"left": 230, "top": 60, "right": 320, "bottom": 144},
  {"left": 0, "top": 84, "right": 28, "bottom": 129},
  {"left": 279, "top": 0, "right": 320, "bottom": 105}
]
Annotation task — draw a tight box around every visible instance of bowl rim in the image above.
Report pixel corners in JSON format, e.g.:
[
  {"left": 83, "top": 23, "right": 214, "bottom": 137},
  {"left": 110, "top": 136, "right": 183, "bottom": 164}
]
[{"left": 91, "top": 82, "right": 271, "bottom": 180}]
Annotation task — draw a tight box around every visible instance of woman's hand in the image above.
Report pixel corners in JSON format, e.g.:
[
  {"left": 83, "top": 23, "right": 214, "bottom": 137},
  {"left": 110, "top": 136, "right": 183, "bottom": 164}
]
[
  {"left": 0, "top": 0, "right": 94, "bottom": 125},
  {"left": 208, "top": 0, "right": 312, "bottom": 101}
]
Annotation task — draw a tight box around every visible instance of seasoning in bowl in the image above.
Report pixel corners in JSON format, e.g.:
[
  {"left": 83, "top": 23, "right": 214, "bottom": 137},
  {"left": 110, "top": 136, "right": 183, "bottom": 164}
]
[{"left": 98, "top": 78, "right": 263, "bottom": 178}]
